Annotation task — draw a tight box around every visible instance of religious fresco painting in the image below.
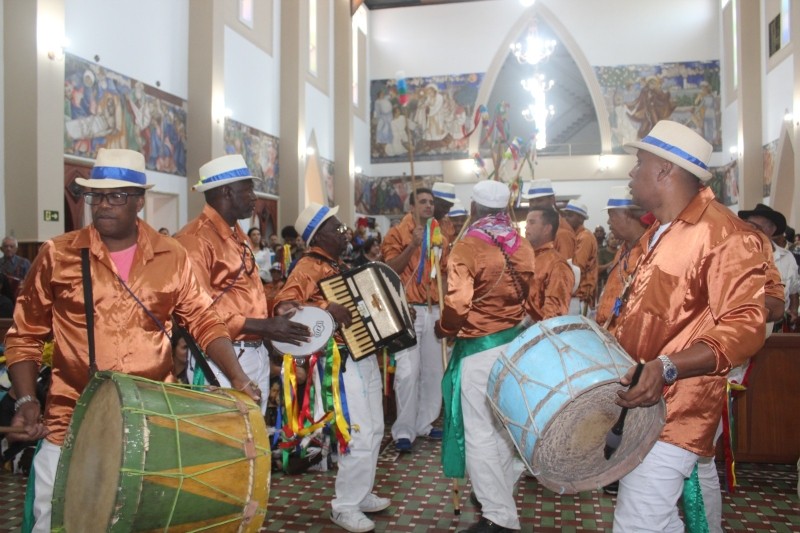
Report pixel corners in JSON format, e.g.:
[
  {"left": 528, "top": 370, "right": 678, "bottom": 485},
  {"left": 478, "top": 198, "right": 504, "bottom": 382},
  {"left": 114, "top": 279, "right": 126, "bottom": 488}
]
[
  {"left": 708, "top": 160, "right": 739, "bottom": 207},
  {"left": 370, "top": 73, "right": 483, "bottom": 164},
  {"left": 763, "top": 139, "right": 779, "bottom": 198},
  {"left": 64, "top": 53, "right": 187, "bottom": 176},
  {"left": 223, "top": 118, "right": 279, "bottom": 196},
  {"left": 594, "top": 61, "right": 721, "bottom": 153},
  {"left": 355, "top": 174, "right": 443, "bottom": 216}
]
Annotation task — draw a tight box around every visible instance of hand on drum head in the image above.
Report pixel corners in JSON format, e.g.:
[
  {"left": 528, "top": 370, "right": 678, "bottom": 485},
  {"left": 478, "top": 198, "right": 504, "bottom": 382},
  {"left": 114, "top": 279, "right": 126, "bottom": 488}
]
[
  {"left": 232, "top": 377, "right": 262, "bottom": 404},
  {"left": 263, "top": 315, "right": 312, "bottom": 346},
  {"left": 327, "top": 302, "right": 353, "bottom": 328},
  {"left": 7, "top": 402, "right": 49, "bottom": 443},
  {"left": 616, "top": 360, "right": 664, "bottom": 409}
]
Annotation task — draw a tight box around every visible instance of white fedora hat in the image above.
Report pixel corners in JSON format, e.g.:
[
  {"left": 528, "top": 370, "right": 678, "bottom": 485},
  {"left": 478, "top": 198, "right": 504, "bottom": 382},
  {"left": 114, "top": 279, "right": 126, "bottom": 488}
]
[
  {"left": 522, "top": 178, "right": 555, "bottom": 200},
  {"left": 624, "top": 120, "right": 712, "bottom": 180},
  {"left": 295, "top": 203, "right": 340, "bottom": 244},
  {"left": 448, "top": 199, "right": 467, "bottom": 218},
  {"left": 76, "top": 148, "right": 153, "bottom": 190},
  {"left": 193, "top": 154, "right": 259, "bottom": 192},
  {"left": 432, "top": 182, "right": 456, "bottom": 203},
  {"left": 472, "top": 180, "right": 510, "bottom": 209},
  {"left": 603, "top": 186, "right": 639, "bottom": 211},
  {"left": 562, "top": 200, "right": 589, "bottom": 218}
]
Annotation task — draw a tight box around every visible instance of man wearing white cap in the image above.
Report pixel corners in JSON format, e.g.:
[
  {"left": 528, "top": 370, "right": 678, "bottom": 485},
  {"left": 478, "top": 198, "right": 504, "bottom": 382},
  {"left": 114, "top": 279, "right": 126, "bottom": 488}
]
[
  {"left": 595, "top": 187, "right": 649, "bottom": 333},
  {"left": 611, "top": 121, "right": 768, "bottom": 532},
  {"left": 524, "top": 207, "right": 574, "bottom": 322},
  {"left": 273, "top": 203, "right": 388, "bottom": 533},
  {"left": 6, "top": 149, "right": 260, "bottom": 532},
  {"left": 522, "top": 178, "right": 576, "bottom": 260},
  {"left": 382, "top": 187, "right": 450, "bottom": 452},
  {"left": 561, "top": 200, "right": 598, "bottom": 316},
  {"left": 436, "top": 180, "right": 535, "bottom": 533},
  {"left": 432, "top": 181, "right": 457, "bottom": 240},
  {"left": 176, "top": 154, "right": 310, "bottom": 401}
]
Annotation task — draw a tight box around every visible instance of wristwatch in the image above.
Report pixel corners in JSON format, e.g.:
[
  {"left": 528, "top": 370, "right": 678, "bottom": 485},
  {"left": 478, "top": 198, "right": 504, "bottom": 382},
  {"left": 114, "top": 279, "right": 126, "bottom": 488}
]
[{"left": 657, "top": 354, "right": 678, "bottom": 385}]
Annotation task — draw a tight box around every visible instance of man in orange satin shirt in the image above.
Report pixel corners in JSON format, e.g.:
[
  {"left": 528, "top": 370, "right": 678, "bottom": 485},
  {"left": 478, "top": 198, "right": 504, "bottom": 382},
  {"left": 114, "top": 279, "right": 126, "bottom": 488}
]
[
  {"left": 436, "top": 180, "right": 535, "bottom": 533},
  {"left": 5, "top": 149, "right": 260, "bottom": 532},
  {"left": 594, "top": 187, "right": 648, "bottom": 333},
  {"left": 524, "top": 207, "right": 573, "bottom": 322},
  {"left": 176, "top": 154, "right": 309, "bottom": 402},
  {"left": 522, "top": 179, "right": 576, "bottom": 261},
  {"left": 561, "top": 200, "right": 598, "bottom": 315},
  {"left": 273, "top": 203, "right": 389, "bottom": 533},
  {"left": 611, "top": 121, "right": 767, "bottom": 532},
  {"left": 382, "top": 187, "right": 450, "bottom": 452}
]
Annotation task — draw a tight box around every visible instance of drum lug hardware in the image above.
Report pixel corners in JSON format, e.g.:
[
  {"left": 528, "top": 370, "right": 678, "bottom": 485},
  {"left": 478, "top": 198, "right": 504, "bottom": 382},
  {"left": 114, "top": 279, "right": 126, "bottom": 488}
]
[
  {"left": 242, "top": 500, "right": 259, "bottom": 523},
  {"left": 243, "top": 438, "right": 257, "bottom": 459},
  {"left": 235, "top": 400, "right": 249, "bottom": 414}
]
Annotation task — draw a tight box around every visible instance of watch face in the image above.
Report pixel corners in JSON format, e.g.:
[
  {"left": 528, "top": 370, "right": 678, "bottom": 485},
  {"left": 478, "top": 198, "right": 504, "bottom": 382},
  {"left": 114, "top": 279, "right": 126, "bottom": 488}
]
[{"left": 665, "top": 367, "right": 678, "bottom": 383}]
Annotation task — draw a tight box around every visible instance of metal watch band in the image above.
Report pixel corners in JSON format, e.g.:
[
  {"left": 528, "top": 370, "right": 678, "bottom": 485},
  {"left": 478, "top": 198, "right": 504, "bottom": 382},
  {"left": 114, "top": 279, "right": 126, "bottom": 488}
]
[{"left": 658, "top": 354, "right": 678, "bottom": 384}]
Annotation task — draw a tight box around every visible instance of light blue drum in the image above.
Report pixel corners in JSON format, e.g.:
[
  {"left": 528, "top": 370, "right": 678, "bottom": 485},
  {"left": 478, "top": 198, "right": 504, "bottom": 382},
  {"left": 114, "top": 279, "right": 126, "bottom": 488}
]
[{"left": 487, "top": 315, "right": 665, "bottom": 494}]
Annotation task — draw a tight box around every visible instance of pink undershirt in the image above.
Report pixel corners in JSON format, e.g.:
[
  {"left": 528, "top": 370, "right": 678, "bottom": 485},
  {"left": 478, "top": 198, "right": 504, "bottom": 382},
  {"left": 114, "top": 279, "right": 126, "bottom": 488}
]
[{"left": 109, "top": 243, "right": 137, "bottom": 282}]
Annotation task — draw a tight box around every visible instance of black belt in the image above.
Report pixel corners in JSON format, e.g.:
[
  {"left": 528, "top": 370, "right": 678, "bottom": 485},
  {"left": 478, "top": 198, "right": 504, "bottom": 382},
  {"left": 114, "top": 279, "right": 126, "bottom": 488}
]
[{"left": 233, "top": 339, "right": 263, "bottom": 348}]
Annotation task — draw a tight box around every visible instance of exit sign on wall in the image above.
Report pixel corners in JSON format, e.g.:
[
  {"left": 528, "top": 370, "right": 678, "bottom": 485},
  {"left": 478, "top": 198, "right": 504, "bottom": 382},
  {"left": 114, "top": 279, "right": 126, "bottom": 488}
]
[{"left": 44, "top": 210, "right": 60, "bottom": 221}]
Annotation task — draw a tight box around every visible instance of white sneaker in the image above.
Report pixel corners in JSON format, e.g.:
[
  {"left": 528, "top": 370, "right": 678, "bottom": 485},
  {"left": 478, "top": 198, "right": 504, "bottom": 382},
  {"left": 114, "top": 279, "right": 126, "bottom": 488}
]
[
  {"left": 330, "top": 510, "right": 375, "bottom": 532},
  {"left": 358, "top": 493, "right": 391, "bottom": 513}
]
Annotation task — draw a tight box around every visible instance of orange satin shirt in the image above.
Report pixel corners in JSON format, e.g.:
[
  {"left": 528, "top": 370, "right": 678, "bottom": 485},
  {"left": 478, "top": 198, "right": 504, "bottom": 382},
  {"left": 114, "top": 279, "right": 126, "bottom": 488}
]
[
  {"left": 381, "top": 213, "right": 449, "bottom": 305},
  {"left": 5, "top": 221, "right": 230, "bottom": 445},
  {"left": 439, "top": 234, "right": 535, "bottom": 338},
  {"left": 573, "top": 226, "right": 598, "bottom": 301},
  {"left": 596, "top": 241, "right": 645, "bottom": 332},
  {"left": 176, "top": 204, "right": 269, "bottom": 341},
  {"left": 614, "top": 188, "right": 767, "bottom": 456},
  {"left": 526, "top": 242, "right": 574, "bottom": 322},
  {"left": 554, "top": 214, "right": 576, "bottom": 260},
  {"left": 272, "top": 246, "right": 341, "bottom": 311}
]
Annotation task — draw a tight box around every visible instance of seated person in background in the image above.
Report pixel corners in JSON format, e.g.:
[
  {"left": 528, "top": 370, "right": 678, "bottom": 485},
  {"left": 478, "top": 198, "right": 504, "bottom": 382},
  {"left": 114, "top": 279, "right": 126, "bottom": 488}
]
[{"left": 171, "top": 327, "right": 190, "bottom": 384}]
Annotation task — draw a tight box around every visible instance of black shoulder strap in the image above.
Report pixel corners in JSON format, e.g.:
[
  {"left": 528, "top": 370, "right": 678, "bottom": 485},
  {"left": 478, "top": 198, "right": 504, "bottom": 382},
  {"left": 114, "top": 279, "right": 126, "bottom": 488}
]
[{"left": 80, "top": 248, "right": 98, "bottom": 376}]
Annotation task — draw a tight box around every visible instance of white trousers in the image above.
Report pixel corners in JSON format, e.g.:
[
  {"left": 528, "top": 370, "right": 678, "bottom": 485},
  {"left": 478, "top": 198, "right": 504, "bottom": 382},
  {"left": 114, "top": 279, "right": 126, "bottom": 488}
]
[
  {"left": 331, "top": 355, "right": 385, "bottom": 512},
  {"left": 462, "top": 343, "right": 520, "bottom": 530},
  {"left": 695, "top": 420, "right": 725, "bottom": 533},
  {"left": 391, "top": 305, "right": 444, "bottom": 442},
  {"left": 613, "top": 440, "right": 699, "bottom": 532},
  {"left": 187, "top": 343, "right": 271, "bottom": 414},
  {"left": 30, "top": 440, "right": 61, "bottom": 533}
]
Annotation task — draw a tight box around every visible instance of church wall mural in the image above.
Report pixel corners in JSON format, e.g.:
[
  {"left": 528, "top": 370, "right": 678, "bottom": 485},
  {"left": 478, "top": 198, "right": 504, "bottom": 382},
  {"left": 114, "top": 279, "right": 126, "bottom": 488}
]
[
  {"left": 223, "top": 118, "right": 279, "bottom": 196},
  {"left": 64, "top": 53, "right": 187, "bottom": 176}
]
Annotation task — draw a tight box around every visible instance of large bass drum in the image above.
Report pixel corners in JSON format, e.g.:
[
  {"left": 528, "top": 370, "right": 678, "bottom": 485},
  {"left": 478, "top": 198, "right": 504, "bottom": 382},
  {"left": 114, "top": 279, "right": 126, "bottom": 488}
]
[
  {"left": 487, "top": 315, "right": 665, "bottom": 494},
  {"left": 51, "top": 372, "right": 270, "bottom": 532}
]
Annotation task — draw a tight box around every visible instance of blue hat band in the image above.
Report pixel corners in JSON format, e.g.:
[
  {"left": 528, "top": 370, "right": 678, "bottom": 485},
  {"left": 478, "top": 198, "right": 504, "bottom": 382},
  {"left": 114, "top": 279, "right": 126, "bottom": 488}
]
[
  {"left": 90, "top": 166, "right": 147, "bottom": 185},
  {"left": 434, "top": 191, "right": 456, "bottom": 200},
  {"left": 200, "top": 167, "right": 251, "bottom": 185},
  {"left": 640, "top": 135, "right": 709, "bottom": 171},
  {"left": 527, "top": 187, "right": 554, "bottom": 195},
  {"left": 449, "top": 209, "right": 467, "bottom": 216},
  {"left": 302, "top": 206, "right": 331, "bottom": 242},
  {"left": 607, "top": 198, "right": 634, "bottom": 208}
]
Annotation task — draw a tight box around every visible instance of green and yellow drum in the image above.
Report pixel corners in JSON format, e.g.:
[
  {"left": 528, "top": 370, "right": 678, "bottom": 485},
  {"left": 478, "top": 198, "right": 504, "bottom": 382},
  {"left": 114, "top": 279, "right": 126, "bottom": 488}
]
[{"left": 51, "top": 372, "right": 270, "bottom": 532}]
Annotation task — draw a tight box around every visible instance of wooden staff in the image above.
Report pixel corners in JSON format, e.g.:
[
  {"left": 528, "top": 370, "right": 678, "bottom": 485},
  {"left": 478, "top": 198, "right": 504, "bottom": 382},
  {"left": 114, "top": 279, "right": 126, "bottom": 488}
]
[
  {"left": 434, "top": 252, "right": 461, "bottom": 516},
  {"left": 0, "top": 425, "right": 30, "bottom": 434}
]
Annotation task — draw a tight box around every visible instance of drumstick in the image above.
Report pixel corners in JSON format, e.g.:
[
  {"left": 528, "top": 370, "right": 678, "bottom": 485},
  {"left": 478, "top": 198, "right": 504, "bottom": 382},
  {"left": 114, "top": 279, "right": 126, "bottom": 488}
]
[
  {"left": 603, "top": 360, "right": 645, "bottom": 460},
  {"left": 0, "top": 425, "right": 30, "bottom": 434},
  {"left": 434, "top": 253, "right": 461, "bottom": 516}
]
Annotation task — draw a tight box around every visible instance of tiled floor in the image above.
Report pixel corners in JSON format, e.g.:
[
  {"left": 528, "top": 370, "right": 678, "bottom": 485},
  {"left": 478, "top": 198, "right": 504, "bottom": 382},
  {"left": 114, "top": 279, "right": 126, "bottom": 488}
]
[{"left": 2, "top": 433, "right": 797, "bottom": 532}]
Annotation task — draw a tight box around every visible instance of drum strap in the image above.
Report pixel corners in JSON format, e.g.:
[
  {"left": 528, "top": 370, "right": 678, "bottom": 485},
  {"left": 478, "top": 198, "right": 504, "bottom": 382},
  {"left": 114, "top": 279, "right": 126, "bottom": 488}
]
[{"left": 80, "top": 248, "right": 98, "bottom": 376}]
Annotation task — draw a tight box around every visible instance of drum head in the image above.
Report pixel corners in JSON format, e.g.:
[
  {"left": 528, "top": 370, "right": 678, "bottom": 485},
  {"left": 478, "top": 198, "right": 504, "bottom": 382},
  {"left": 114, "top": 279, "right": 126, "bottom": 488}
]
[
  {"left": 531, "top": 385, "right": 665, "bottom": 494},
  {"left": 63, "top": 379, "right": 123, "bottom": 532},
  {"left": 271, "top": 306, "right": 335, "bottom": 357}
]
